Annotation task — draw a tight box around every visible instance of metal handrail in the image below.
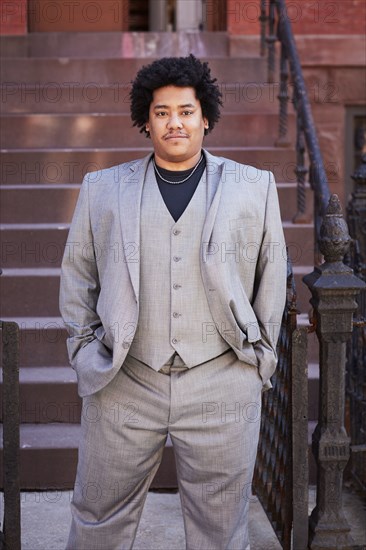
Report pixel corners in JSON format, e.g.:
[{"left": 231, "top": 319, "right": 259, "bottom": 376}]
[{"left": 261, "top": 0, "right": 331, "bottom": 246}]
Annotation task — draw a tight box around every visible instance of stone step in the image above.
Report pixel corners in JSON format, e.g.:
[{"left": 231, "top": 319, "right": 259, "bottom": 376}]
[
  {"left": 293, "top": 268, "right": 312, "bottom": 315},
  {"left": 0, "top": 184, "right": 79, "bottom": 224},
  {"left": 0, "top": 182, "right": 312, "bottom": 225},
  {"left": 297, "top": 313, "right": 319, "bottom": 364},
  {"left": 1, "top": 182, "right": 310, "bottom": 223},
  {"left": 0, "top": 148, "right": 297, "bottom": 184},
  {"left": 0, "top": 424, "right": 177, "bottom": 490},
  {"left": 0, "top": 268, "right": 60, "bottom": 317},
  {"left": 0, "top": 31, "right": 230, "bottom": 59},
  {"left": 0, "top": 83, "right": 283, "bottom": 115},
  {"left": 0, "top": 422, "right": 318, "bottom": 489},
  {"left": 1, "top": 57, "right": 267, "bottom": 87},
  {"left": 1, "top": 312, "right": 318, "bottom": 370},
  {"left": 1, "top": 113, "right": 295, "bottom": 149},
  {"left": 0, "top": 225, "right": 68, "bottom": 269},
  {"left": 1, "top": 313, "right": 319, "bottom": 372},
  {"left": 278, "top": 183, "right": 313, "bottom": 223},
  {"left": 0, "top": 261, "right": 313, "bottom": 317},
  {"left": 0, "top": 316, "right": 69, "bottom": 367},
  {"left": 0, "top": 221, "right": 314, "bottom": 268},
  {"left": 0, "top": 361, "right": 319, "bottom": 424},
  {"left": 0, "top": 367, "right": 80, "bottom": 423}
]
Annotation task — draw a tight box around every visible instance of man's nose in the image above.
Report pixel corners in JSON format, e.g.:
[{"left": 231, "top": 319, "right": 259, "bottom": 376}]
[{"left": 167, "top": 113, "right": 183, "bottom": 129}]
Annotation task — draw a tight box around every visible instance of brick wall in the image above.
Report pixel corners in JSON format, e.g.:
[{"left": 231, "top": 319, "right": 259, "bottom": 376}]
[
  {"left": 228, "top": 0, "right": 366, "bottom": 35},
  {"left": 0, "top": 0, "right": 27, "bottom": 34},
  {"left": 1, "top": 0, "right": 365, "bottom": 35}
]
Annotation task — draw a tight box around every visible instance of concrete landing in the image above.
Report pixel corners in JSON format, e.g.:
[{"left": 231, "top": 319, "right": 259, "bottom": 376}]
[
  {"left": 13, "top": 490, "right": 283, "bottom": 550},
  {"left": 2, "top": 485, "right": 365, "bottom": 549}
]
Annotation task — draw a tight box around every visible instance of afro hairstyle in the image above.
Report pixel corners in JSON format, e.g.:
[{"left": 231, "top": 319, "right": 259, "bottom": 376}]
[{"left": 130, "top": 54, "right": 223, "bottom": 137}]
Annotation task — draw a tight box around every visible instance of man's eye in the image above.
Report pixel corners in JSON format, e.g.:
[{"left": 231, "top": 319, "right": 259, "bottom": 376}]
[
  {"left": 156, "top": 112, "right": 167, "bottom": 116},
  {"left": 182, "top": 111, "right": 193, "bottom": 116}
]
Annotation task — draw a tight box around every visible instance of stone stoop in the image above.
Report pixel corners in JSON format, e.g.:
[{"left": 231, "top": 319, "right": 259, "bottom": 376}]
[{"left": 0, "top": 32, "right": 318, "bottom": 489}]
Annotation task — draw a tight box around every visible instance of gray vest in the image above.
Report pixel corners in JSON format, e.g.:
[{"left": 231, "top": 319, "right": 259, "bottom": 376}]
[{"left": 129, "top": 161, "right": 229, "bottom": 370}]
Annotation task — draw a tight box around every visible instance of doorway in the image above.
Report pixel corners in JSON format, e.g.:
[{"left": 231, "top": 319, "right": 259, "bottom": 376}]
[
  {"left": 149, "top": 0, "right": 226, "bottom": 32},
  {"left": 27, "top": 0, "right": 226, "bottom": 32}
]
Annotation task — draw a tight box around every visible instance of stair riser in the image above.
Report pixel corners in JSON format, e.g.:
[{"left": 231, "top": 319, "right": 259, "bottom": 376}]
[
  {"left": 0, "top": 149, "right": 297, "bottom": 184},
  {"left": 0, "top": 275, "right": 60, "bottom": 317},
  {"left": 0, "top": 225, "right": 314, "bottom": 268},
  {"left": 0, "top": 323, "right": 69, "bottom": 367},
  {"left": 2, "top": 318, "right": 319, "bottom": 368},
  {"left": 0, "top": 184, "right": 313, "bottom": 225},
  {"left": 0, "top": 31, "right": 230, "bottom": 59},
  {"left": 306, "top": 331, "right": 319, "bottom": 364},
  {"left": 1, "top": 374, "right": 319, "bottom": 423},
  {"left": 2, "top": 114, "right": 295, "bottom": 149},
  {"left": 1, "top": 84, "right": 284, "bottom": 115},
  {"left": 0, "top": 270, "right": 312, "bottom": 317},
  {"left": 1, "top": 187, "right": 80, "bottom": 224},
  {"left": 294, "top": 276, "right": 312, "bottom": 314},
  {"left": 0, "top": 443, "right": 315, "bottom": 489},
  {"left": 1, "top": 229, "right": 68, "bottom": 268},
  {"left": 1, "top": 58, "right": 267, "bottom": 87},
  {"left": 0, "top": 384, "right": 81, "bottom": 424},
  {"left": 0, "top": 443, "right": 177, "bottom": 489}
]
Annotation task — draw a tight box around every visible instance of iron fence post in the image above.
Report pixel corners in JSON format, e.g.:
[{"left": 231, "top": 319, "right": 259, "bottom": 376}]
[
  {"left": 303, "top": 195, "right": 366, "bottom": 549},
  {"left": 1, "top": 320, "right": 21, "bottom": 550}
]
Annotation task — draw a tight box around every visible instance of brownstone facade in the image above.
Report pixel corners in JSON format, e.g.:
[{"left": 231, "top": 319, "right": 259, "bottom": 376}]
[
  {"left": 228, "top": 0, "right": 365, "bottom": 35},
  {"left": 1, "top": 0, "right": 364, "bottom": 203}
]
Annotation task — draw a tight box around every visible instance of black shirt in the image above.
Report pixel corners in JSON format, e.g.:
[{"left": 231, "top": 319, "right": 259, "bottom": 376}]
[{"left": 153, "top": 154, "right": 206, "bottom": 222}]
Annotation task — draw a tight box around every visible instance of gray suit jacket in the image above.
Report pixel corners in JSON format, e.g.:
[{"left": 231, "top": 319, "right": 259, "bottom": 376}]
[{"left": 59, "top": 150, "right": 287, "bottom": 397}]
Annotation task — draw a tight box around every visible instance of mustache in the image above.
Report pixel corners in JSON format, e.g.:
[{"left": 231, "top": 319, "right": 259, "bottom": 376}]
[{"left": 163, "top": 132, "right": 189, "bottom": 139}]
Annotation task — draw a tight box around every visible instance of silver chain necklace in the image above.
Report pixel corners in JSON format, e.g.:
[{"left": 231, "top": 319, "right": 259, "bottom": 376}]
[{"left": 152, "top": 154, "right": 203, "bottom": 185}]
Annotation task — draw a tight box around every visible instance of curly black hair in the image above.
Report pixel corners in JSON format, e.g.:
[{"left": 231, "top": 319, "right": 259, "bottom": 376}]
[{"left": 130, "top": 54, "right": 223, "bottom": 137}]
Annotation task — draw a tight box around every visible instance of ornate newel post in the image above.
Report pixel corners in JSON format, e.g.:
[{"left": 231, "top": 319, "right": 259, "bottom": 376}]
[{"left": 303, "top": 194, "right": 366, "bottom": 549}]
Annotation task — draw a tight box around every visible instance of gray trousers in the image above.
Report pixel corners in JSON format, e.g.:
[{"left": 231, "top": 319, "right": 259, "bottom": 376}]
[{"left": 66, "top": 349, "right": 263, "bottom": 550}]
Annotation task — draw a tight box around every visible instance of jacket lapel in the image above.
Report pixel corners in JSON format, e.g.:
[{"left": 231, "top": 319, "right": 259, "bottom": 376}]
[
  {"left": 118, "top": 153, "right": 152, "bottom": 301},
  {"left": 201, "top": 149, "right": 225, "bottom": 260}
]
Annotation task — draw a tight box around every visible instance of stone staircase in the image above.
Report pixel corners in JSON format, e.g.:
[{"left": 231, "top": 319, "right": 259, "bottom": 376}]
[{"left": 0, "top": 32, "right": 318, "bottom": 488}]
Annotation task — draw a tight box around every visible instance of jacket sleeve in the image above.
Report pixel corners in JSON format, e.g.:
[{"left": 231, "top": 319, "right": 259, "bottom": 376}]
[
  {"left": 59, "top": 175, "right": 112, "bottom": 376},
  {"left": 252, "top": 171, "right": 287, "bottom": 386}
]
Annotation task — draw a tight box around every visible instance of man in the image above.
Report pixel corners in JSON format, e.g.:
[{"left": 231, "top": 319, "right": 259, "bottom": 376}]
[{"left": 60, "top": 54, "right": 287, "bottom": 550}]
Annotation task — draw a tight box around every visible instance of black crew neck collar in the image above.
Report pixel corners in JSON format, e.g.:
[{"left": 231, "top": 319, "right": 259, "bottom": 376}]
[{"left": 153, "top": 152, "right": 205, "bottom": 176}]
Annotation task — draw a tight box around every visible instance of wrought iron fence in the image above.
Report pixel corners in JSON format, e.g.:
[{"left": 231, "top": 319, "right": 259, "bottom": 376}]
[
  {"left": 345, "top": 154, "right": 366, "bottom": 493},
  {"left": 253, "top": 257, "right": 309, "bottom": 550}
]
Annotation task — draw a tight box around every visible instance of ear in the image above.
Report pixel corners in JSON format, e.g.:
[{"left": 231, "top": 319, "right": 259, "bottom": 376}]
[{"left": 203, "top": 117, "right": 209, "bottom": 130}]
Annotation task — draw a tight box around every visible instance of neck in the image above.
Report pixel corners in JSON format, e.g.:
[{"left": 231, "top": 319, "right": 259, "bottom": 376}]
[{"left": 153, "top": 150, "right": 202, "bottom": 171}]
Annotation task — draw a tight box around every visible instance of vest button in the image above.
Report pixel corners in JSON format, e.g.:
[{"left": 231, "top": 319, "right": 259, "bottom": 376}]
[
  {"left": 173, "top": 256, "right": 181, "bottom": 262},
  {"left": 173, "top": 229, "right": 181, "bottom": 235},
  {"left": 173, "top": 283, "right": 181, "bottom": 290},
  {"left": 172, "top": 338, "right": 178, "bottom": 344},
  {"left": 173, "top": 312, "right": 180, "bottom": 318}
]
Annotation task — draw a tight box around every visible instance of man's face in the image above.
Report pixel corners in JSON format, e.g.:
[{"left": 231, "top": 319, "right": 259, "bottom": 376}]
[{"left": 146, "top": 86, "right": 209, "bottom": 168}]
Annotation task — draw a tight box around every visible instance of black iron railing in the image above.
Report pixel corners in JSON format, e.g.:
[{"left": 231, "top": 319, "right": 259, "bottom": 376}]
[
  {"left": 261, "top": 0, "right": 331, "bottom": 243},
  {"left": 253, "top": 244, "right": 310, "bottom": 550}
]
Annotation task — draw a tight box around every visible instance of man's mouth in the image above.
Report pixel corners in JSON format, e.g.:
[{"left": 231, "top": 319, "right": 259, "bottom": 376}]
[{"left": 164, "top": 133, "right": 189, "bottom": 140}]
